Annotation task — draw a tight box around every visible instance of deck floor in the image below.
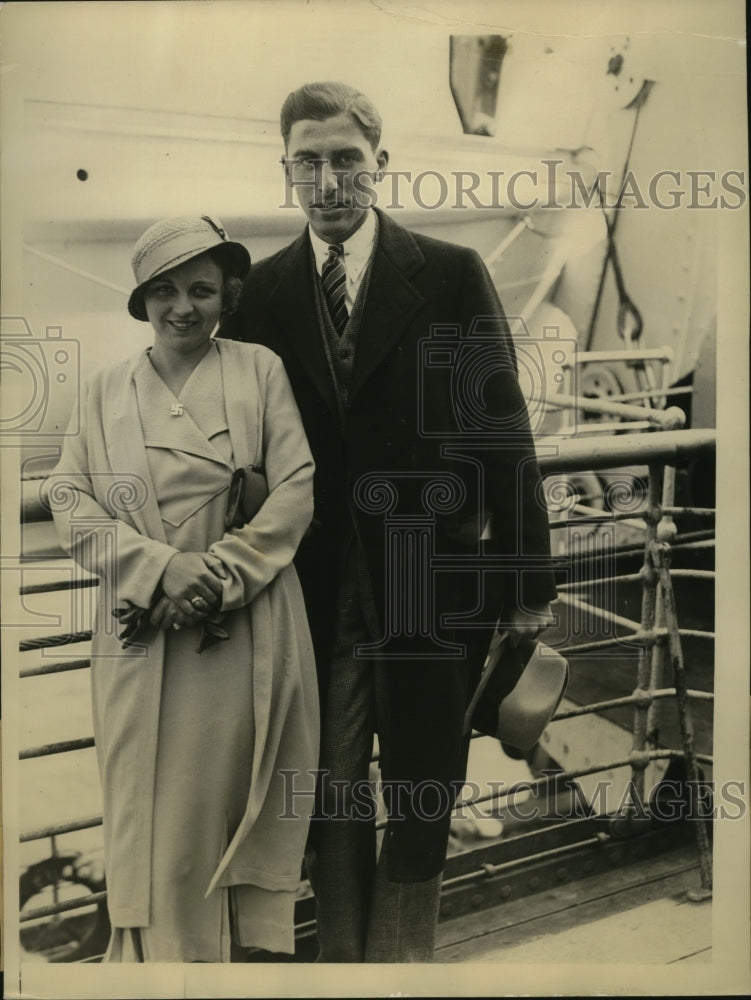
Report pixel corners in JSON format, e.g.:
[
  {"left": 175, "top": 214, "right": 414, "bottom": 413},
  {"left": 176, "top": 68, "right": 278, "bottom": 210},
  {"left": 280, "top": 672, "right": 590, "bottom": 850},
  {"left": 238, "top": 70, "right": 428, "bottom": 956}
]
[{"left": 436, "top": 843, "right": 711, "bottom": 964}]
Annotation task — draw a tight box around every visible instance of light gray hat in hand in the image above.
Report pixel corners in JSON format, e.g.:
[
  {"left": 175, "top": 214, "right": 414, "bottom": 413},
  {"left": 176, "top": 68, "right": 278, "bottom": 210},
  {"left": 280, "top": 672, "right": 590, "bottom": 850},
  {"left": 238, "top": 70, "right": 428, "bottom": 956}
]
[{"left": 128, "top": 214, "right": 251, "bottom": 320}]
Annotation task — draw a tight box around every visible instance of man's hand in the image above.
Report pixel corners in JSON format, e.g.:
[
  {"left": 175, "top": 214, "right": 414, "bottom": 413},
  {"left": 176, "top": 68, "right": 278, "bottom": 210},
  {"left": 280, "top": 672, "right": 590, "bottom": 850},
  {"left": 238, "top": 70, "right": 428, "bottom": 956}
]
[
  {"left": 160, "top": 552, "right": 227, "bottom": 620},
  {"left": 507, "top": 603, "right": 555, "bottom": 646}
]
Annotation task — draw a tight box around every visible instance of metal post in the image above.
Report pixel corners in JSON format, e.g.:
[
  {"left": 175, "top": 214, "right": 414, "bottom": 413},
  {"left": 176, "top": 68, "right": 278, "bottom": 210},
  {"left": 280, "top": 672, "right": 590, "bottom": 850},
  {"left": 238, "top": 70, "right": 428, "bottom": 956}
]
[
  {"left": 631, "top": 461, "right": 664, "bottom": 805},
  {"left": 50, "top": 834, "right": 61, "bottom": 928},
  {"left": 652, "top": 539, "right": 713, "bottom": 897},
  {"left": 645, "top": 466, "right": 677, "bottom": 749}
]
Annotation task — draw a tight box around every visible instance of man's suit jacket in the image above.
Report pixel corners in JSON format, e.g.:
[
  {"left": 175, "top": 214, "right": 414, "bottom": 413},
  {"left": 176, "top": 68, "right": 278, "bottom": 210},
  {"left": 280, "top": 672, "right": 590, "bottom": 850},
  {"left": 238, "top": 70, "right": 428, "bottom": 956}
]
[{"left": 219, "top": 209, "right": 556, "bottom": 880}]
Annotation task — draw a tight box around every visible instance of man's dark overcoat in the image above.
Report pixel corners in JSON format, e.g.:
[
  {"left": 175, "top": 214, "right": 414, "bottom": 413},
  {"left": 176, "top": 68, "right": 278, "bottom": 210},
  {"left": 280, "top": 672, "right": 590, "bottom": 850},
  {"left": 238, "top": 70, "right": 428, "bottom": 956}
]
[{"left": 219, "top": 209, "right": 556, "bottom": 880}]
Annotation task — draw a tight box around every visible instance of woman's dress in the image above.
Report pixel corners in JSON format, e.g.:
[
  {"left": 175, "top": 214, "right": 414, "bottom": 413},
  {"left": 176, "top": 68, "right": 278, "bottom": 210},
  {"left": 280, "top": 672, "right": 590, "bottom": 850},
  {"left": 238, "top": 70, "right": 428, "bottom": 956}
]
[{"left": 51, "top": 342, "right": 318, "bottom": 962}]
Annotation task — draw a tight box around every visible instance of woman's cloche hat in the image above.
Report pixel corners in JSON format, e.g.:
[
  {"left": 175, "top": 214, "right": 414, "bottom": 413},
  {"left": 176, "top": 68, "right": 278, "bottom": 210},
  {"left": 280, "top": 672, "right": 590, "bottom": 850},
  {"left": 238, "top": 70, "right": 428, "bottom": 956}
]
[{"left": 128, "top": 215, "right": 251, "bottom": 320}]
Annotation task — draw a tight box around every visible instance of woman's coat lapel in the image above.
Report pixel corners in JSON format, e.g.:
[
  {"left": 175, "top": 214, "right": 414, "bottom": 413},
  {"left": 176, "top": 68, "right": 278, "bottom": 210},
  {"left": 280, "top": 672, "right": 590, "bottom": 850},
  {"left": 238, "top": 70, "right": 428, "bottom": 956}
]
[{"left": 102, "top": 353, "right": 169, "bottom": 544}]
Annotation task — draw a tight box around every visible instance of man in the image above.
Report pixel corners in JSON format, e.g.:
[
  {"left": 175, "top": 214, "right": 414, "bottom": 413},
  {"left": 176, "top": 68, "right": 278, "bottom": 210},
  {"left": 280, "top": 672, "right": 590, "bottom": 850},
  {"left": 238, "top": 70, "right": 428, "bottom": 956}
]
[{"left": 219, "top": 81, "right": 556, "bottom": 962}]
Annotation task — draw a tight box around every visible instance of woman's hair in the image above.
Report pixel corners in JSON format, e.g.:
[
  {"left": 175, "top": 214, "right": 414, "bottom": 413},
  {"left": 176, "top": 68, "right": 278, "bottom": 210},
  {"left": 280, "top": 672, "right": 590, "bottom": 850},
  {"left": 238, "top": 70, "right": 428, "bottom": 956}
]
[
  {"left": 280, "top": 81, "right": 382, "bottom": 151},
  {"left": 207, "top": 246, "right": 244, "bottom": 316},
  {"left": 131, "top": 246, "right": 244, "bottom": 321}
]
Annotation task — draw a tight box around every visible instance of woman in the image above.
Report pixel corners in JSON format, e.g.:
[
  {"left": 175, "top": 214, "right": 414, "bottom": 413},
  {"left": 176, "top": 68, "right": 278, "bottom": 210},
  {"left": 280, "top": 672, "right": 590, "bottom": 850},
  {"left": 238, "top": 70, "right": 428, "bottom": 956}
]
[{"left": 49, "top": 215, "right": 319, "bottom": 962}]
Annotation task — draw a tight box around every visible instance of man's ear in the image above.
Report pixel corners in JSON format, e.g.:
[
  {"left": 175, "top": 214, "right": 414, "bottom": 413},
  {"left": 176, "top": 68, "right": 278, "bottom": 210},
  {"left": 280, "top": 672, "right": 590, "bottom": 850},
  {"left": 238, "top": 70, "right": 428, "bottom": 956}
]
[{"left": 376, "top": 148, "right": 389, "bottom": 174}]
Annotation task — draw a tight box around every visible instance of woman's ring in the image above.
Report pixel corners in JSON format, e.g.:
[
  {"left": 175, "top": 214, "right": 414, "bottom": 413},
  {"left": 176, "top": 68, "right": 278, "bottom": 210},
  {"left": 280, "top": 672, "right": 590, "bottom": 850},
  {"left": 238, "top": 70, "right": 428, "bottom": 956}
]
[
  {"left": 172, "top": 622, "right": 182, "bottom": 631},
  {"left": 191, "top": 596, "right": 205, "bottom": 610}
]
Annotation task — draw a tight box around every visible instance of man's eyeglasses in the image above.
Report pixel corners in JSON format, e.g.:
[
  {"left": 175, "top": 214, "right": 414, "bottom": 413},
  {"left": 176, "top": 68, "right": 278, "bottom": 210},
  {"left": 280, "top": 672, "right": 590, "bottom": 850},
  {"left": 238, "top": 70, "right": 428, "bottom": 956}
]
[{"left": 279, "top": 156, "right": 328, "bottom": 179}]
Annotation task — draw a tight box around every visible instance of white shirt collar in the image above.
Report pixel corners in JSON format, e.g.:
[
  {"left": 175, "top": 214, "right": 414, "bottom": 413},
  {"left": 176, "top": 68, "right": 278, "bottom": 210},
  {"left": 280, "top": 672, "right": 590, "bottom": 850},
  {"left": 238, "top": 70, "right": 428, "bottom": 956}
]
[{"left": 309, "top": 210, "right": 377, "bottom": 282}]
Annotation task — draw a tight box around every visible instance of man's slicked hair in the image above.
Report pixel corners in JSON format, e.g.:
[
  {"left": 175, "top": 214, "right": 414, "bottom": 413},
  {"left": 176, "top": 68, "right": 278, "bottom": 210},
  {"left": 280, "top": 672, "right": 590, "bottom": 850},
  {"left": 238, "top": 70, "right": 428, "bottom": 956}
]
[{"left": 281, "top": 82, "right": 382, "bottom": 151}]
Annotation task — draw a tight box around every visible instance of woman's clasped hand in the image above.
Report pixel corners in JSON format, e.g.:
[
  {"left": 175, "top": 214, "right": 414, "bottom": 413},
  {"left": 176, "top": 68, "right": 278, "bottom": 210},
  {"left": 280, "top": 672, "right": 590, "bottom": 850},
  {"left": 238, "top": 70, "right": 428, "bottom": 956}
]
[{"left": 154, "top": 551, "right": 228, "bottom": 628}]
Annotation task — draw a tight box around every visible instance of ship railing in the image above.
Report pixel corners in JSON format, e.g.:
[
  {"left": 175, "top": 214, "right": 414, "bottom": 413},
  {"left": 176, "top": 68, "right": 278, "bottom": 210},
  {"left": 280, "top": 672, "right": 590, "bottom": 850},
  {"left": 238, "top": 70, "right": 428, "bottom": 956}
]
[{"left": 16, "top": 409, "right": 715, "bottom": 958}]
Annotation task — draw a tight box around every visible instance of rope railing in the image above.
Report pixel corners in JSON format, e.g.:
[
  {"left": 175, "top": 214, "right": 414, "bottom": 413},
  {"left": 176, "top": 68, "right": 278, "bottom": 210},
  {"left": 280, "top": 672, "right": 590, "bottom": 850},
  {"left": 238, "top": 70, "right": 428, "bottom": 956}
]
[
  {"left": 20, "top": 658, "right": 91, "bottom": 680},
  {"left": 20, "top": 578, "right": 99, "bottom": 597},
  {"left": 568, "top": 348, "right": 673, "bottom": 365},
  {"left": 20, "top": 632, "right": 92, "bottom": 653},
  {"left": 552, "top": 689, "right": 713, "bottom": 722},
  {"left": 532, "top": 392, "right": 686, "bottom": 429},
  {"left": 20, "top": 892, "right": 107, "bottom": 925},
  {"left": 21, "top": 815, "right": 103, "bottom": 844},
  {"left": 557, "top": 569, "right": 714, "bottom": 591},
  {"left": 20, "top": 737, "right": 96, "bottom": 761}
]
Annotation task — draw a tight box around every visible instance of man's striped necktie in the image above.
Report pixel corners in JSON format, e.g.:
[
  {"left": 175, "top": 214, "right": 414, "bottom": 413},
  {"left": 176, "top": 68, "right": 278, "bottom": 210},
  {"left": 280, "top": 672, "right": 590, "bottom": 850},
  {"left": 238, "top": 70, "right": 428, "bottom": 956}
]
[{"left": 321, "top": 243, "right": 349, "bottom": 336}]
